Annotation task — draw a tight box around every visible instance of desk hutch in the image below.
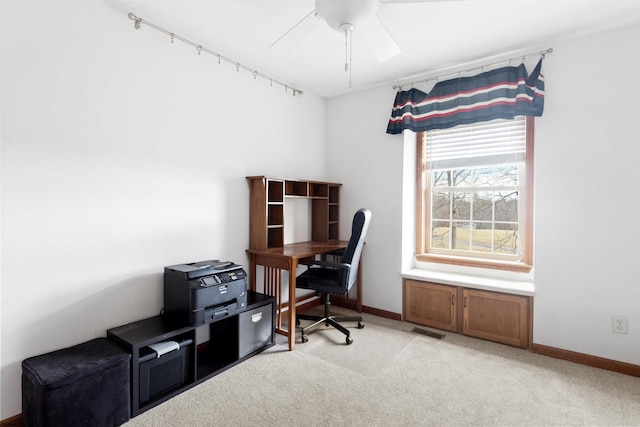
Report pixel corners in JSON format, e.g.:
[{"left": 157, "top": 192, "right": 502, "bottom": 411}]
[{"left": 247, "top": 176, "right": 342, "bottom": 250}]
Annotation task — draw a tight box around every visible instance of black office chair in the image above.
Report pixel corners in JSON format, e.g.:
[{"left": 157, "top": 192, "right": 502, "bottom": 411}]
[{"left": 296, "top": 208, "right": 372, "bottom": 345}]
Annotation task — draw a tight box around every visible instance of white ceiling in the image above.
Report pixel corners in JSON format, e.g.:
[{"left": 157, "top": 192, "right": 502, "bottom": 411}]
[{"left": 115, "top": 0, "right": 640, "bottom": 98}]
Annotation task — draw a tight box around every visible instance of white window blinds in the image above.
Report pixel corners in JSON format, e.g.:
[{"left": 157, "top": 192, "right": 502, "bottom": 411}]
[{"left": 424, "top": 117, "right": 526, "bottom": 170}]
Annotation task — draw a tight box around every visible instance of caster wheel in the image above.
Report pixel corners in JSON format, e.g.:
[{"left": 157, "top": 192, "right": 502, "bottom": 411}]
[
  {"left": 346, "top": 336, "right": 353, "bottom": 345},
  {"left": 301, "top": 335, "right": 309, "bottom": 343},
  {"left": 357, "top": 322, "right": 365, "bottom": 329}
]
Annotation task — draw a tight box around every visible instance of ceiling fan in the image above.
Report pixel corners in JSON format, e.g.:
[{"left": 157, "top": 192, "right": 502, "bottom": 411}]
[{"left": 269, "top": 0, "right": 466, "bottom": 71}]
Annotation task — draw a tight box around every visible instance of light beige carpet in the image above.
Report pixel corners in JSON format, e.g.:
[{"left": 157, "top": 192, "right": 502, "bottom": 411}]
[{"left": 125, "top": 310, "right": 640, "bottom": 426}]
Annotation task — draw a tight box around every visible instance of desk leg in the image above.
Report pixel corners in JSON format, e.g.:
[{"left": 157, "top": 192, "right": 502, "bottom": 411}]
[
  {"left": 287, "top": 259, "right": 298, "bottom": 351},
  {"left": 248, "top": 254, "right": 295, "bottom": 350},
  {"left": 264, "top": 267, "right": 283, "bottom": 332},
  {"left": 248, "top": 255, "right": 257, "bottom": 292}
]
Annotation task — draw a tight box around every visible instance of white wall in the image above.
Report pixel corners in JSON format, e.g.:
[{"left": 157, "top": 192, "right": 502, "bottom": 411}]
[
  {"left": 0, "top": 1, "right": 326, "bottom": 418},
  {"left": 326, "top": 86, "right": 405, "bottom": 313},
  {"left": 326, "top": 24, "right": 640, "bottom": 365},
  {"left": 533, "top": 24, "right": 640, "bottom": 365}
]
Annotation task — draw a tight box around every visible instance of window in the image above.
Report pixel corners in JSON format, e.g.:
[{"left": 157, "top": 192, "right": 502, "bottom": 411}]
[{"left": 416, "top": 117, "right": 534, "bottom": 272}]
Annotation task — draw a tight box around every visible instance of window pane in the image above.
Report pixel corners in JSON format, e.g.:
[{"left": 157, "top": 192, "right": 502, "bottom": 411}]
[
  {"left": 433, "top": 171, "right": 450, "bottom": 187},
  {"left": 453, "top": 169, "right": 472, "bottom": 187},
  {"left": 494, "top": 224, "right": 518, "bottom": 254},
  {"left": 495, "top": 191, "right": 518, "bottom": 222},
  {"left": 473, "top": 167, "right": 494, "bottom": 186},
  {"left": 452, "top": 192, "right": 470, "bottom": 221},
  {"left": 473, "top": 191, "right": 493, "bottom": 222},
  {"left": 432, "top": 192, "right": 450, "bottom": 220},
  {"left": 495, "top": 165, "right": 518, "bottom": 186},
  {"left": 431, "top": 221, "right": 450, "bottom": 249},
  {"left": 451, "top": 222, "right": 470, "bottom": 250},
  {"left": 471, "top": 228, "right": 492, "bottom": 253}
]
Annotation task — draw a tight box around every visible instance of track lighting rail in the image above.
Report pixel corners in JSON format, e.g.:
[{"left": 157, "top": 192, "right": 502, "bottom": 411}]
[{"left": 127, "top": 13, "right": 304, "bottom": 97}]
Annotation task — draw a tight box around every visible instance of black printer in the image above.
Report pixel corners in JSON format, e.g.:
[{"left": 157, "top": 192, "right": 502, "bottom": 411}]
[{"left": 164, "top": 260, "right": 247, "bottom": 326}]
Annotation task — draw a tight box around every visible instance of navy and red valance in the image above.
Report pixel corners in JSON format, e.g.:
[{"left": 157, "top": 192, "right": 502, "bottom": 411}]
[{"left": 386, "top": 59, "right": 545, "bottom": 134}]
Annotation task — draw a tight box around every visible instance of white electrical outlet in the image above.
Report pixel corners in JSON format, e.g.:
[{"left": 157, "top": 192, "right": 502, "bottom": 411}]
[{"left": 612, "top": 315, "right": 628, "bottom": 334}]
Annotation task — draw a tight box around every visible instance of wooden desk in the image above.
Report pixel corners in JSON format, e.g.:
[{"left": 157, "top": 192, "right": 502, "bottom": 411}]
[{"left": 246, "top": 241, "right": 362, "bottom": 350}]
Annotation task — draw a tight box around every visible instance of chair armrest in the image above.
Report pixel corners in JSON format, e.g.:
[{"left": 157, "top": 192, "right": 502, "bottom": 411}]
[
  {"left": 325, "top": 248, "right": 345, "bottom": 256},
  {"left": 308, "top": 260, "right": 351, "bottom": 270}
]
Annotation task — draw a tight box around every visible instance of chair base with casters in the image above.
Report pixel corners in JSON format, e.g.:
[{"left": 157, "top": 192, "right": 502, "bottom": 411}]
[{"left": 297, "top": 293, "right": 364, "bottom": 345}]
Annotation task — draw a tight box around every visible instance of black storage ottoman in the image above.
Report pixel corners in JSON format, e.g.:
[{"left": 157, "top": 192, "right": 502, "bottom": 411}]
[{"left": 22, "top": 338, "right": 131, "bottom": 427}]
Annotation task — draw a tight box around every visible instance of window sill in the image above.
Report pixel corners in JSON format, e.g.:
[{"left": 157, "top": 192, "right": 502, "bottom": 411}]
[
  {"left": 416, "top": 253, "right": 532, "bottom": 273},
  {"left": 402, "top": 268, "right": 535, "bottom": 297}
]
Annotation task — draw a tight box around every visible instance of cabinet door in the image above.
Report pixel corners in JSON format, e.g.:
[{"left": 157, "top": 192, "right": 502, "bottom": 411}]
[
  {"left": 404, "top": 280, "right": 457, "bottom": 332},
  {"left": 463, "top": 289, "right": 530, "bottom": 348}
]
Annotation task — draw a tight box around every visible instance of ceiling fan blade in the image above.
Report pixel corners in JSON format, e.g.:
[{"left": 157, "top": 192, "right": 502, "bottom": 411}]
[
  {"left": 268, "top": 9, "right": 322, "bottom": 51},
  {"left": 357, "top": 14, "right": 401, "bottom": 62}
]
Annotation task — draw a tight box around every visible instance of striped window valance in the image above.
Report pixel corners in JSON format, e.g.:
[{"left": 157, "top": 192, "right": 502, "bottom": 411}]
[{"left": 386, "top": 59, "right": 544, "bottom": 135}]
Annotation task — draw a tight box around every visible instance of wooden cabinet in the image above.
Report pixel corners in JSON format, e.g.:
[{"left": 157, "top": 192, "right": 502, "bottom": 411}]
[
  {"left": 462, "top": 289, "right": 530, "bottom": 348},
  {"left": 403, "top": 279, "right": 532, "bottom": 349},
  {"left": 404, "top": 281, "right": 457, "bottom": 332},
  {"left": 247, "top": 176, "right": 341, "bottom": 250}
]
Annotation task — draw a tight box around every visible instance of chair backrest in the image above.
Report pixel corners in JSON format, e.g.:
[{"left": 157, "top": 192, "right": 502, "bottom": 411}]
[{"left": 341, "top": 208, "right": 372, "bottom": 291}]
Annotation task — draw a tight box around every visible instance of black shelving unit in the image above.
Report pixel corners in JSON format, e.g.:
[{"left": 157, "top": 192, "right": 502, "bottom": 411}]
[{"left": 107, "top": 291, "right": 275, "bottom": 417}]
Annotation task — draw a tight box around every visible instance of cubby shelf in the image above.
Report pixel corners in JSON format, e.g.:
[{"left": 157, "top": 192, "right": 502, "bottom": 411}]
[{"left": 107, "top": 292, "right": 275, "bottom": 417}]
